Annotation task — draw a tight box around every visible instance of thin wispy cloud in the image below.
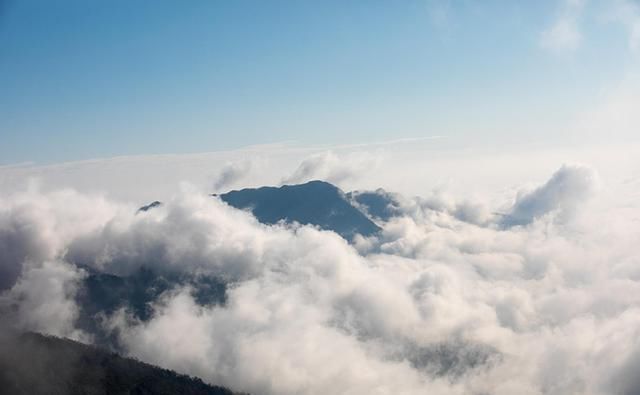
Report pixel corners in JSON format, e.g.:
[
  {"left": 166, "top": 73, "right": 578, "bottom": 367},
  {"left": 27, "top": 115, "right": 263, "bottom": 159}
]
[
  {"left": 212, "top": 160, "right": 255, "bottom": 192},
  {"left": 426, "top": 0, "right": 453, "bottom": 29},
  {"left": 540, "top": 0, "right": 585, "bottom": 53},
  {"left": 608, "top": 0, "right": 640, "bottom": 52},
  {"left": 282, "top": 151, "right": 379, "bottom": 186}
]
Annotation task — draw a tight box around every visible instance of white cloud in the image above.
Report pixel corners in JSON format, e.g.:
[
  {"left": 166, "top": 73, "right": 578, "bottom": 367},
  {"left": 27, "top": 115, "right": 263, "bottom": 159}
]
[
  {"left": 2, "top": 162, "right": 640, "bottom": 394},
  {"left": 501, "top": 164, "right": 598, "bottom": 227},
  {"left": 0, "top": 260, "right": 87, "bottom": 341},
  {"left": 211, "top": 159, "right": 255, "bottom": 192},
  {"left": 282, "top": 151, "right": 379, "bottom": 186}
]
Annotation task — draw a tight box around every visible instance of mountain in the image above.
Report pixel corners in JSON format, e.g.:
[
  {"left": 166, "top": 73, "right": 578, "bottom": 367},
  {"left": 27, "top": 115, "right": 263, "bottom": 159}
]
[
  {"left": 219, "top": 180, "right": 381, "bottom": 240},
  {"left": 346, "top": 189, "right": 403, "bottom": 222},
  {"left": 74, "top": 267, "right": 227, "bottom": 348},
  {"left": 1, "top": 182, "right": 396, "bottom": 395},
  {"left": 138, "top": 200, "right": 162, "bottom": 212},
  {"left": 0, "top": 331, "right": 241, "bottom": 395}
]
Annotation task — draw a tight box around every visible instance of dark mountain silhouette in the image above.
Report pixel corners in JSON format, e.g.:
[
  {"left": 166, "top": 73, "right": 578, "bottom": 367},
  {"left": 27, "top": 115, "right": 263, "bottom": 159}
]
[
  {"left": 138, "top": 181, "right": 382, "bottom": 240},
  {"left": 0, "top": 331, "right": 242, "bottom": 395},
  {"left": 219, "top": 180, "right": 381, "bottom": 240},
  {"left": 138, "top": 200, "right": 162, "bottom": 212}
]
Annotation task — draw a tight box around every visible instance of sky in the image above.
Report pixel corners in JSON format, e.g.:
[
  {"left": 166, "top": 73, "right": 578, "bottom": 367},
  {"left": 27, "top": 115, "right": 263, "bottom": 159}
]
[{"left": 1, "top": 0, "right": 640, "bottom": 165}]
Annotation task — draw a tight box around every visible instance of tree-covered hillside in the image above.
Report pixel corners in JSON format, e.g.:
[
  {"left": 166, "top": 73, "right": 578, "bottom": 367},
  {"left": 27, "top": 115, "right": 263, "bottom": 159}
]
[{"left": 0, "top": 331, "right": 241, "bottom": 395}]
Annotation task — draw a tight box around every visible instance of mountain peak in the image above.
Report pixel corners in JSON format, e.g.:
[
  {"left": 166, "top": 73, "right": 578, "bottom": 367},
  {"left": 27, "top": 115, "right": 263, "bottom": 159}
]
[{"left": 220, "top": 180, "right": 380, "bottom": 240}]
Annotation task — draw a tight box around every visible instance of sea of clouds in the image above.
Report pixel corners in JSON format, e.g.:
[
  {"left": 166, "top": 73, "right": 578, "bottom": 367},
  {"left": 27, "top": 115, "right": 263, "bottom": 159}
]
[{"left": 1, "top": 146, "right": 640, "bottom": 395}]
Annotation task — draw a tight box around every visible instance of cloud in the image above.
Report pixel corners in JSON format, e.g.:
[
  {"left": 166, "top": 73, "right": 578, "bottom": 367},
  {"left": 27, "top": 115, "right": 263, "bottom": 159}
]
[
  {"left": 0, "top": 260, "right": 87, "bottom": 341},
  {"left": 540, "top": 0, "right": 585, "bottom": 53},
  {"left": 2, "top": 164, "right": 640, "bottom": 395},
  {"left": 67, "top": 191, "right": 283, "bottom": 281},
  {"left": 0, "top": 188, "right": 122, "bottom": 292},
  {"left": 541, "top": 0, "right": 640, "bottom": 55},
  {"left": 607, "top": 0, "right": 640, "bottom": 52},
  {"left": 282, "top": 151, "right": 379, "bottom": 186},
  {"left": 573, "top": 73, "right": 640, "bottom": 143},
  {"left": 212, "top": 160, "right": 254, "bottom": 192},
  {"left": 501, "top": 164, "right": 598, "bottom": 227}
]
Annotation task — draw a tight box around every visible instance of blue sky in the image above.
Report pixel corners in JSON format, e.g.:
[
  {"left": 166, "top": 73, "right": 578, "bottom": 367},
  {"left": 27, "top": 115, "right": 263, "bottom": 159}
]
[{"left": 1, "top": 0, "right": 638, "bottom": 164}]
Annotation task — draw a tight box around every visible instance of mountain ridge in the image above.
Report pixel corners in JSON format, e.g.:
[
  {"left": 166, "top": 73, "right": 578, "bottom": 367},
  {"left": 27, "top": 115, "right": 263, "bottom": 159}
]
[
  {"left": 218, "top": 180, "right": 381, "bottom": 240},
  {"left": 0, "top": 331, "right": 243, "bottom": 395}
]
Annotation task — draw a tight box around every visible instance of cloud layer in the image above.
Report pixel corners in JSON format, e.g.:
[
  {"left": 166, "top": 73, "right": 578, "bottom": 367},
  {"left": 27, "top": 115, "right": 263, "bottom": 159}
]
[{"left": 1, "top": 164, "right": 640, "bottom": 395}]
